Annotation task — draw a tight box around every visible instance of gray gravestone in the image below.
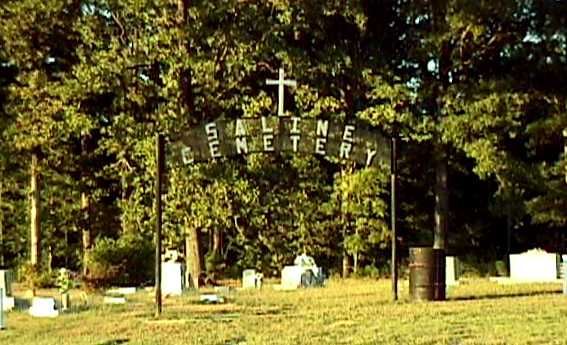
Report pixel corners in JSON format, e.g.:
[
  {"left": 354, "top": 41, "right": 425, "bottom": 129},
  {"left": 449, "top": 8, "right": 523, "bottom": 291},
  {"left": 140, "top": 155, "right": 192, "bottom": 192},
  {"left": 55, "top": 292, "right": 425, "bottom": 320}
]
[{"left": 0, "top": 271, "right": 14, "bottom": 311}]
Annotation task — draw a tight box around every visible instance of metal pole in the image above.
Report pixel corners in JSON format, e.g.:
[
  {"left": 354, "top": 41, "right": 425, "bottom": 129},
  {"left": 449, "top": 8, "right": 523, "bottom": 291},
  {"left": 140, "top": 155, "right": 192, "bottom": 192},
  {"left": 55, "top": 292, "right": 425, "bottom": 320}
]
[
  {"left": 155, "top": 134, "right": 164, "bottom": 317},
  {"left": 0, "top": 288, "right": 4, "bottom": 330},
  {"left": 563, "top": 129, "right": 567, "bottom": 184},
  {"left": 391, "top": 136, "right": 398, "bottom": 301}
]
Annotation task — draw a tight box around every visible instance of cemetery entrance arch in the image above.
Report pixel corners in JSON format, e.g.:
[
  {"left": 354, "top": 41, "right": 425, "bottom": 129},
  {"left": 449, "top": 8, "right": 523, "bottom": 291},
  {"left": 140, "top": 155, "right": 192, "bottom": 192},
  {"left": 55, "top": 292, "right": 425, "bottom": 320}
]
[{"left": 152, "top": 71, "right": 399, "bottom": 315}]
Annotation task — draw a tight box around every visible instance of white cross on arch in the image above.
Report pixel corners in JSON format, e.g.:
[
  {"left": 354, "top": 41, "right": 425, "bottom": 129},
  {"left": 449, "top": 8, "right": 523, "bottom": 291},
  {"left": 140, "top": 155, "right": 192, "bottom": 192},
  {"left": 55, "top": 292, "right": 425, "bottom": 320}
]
[{"left": 266, "top": 68, "right": 297, "bottom": 116}]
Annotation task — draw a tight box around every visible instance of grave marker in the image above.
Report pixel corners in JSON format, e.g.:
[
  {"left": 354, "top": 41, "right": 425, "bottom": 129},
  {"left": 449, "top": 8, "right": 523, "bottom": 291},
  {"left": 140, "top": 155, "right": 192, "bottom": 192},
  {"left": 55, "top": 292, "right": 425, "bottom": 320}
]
[
  {"left": 29, "top": 297, "right": 59, "bottom": 318},
  {"left": 509, "top": 248, "right": 559, "bottom": 282},
  {"left": 0, "top": 270, "right": 14, "bottom": 311},
  {"left": 161, "top": 262, "right": 184, "bottom": 296},
  {"left": 445, "top": 256, "right": 458, "bottom": 286}
]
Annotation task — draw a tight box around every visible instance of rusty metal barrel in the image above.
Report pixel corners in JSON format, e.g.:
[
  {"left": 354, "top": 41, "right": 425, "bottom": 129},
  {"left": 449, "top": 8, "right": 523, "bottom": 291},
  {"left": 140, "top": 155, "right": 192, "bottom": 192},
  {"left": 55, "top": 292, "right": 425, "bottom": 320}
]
[{"left": 409, "top": 247, "right": 446, "bottom": 301}]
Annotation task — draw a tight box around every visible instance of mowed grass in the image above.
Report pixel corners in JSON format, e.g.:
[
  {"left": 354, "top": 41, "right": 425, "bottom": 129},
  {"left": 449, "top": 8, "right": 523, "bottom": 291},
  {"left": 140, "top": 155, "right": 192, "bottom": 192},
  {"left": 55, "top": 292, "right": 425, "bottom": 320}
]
[{"left": 1, "top": 278, "right": 567, "bottom": 345}]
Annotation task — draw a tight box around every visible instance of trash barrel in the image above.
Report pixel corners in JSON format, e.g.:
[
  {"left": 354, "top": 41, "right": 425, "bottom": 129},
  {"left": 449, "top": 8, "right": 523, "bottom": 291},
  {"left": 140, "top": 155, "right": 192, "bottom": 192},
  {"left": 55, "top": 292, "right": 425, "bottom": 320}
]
[{"left": 409, "top": 247, "right": 446, "bottom": 301}]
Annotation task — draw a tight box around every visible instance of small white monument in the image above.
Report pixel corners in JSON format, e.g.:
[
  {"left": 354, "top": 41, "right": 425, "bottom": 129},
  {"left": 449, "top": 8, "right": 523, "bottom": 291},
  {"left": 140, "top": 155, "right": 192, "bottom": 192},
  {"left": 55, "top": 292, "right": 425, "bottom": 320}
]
[
  {"left": 281, "top": 266, "right": 303, "bottom": 290},
  {"left": 242, "top": 269, "right": 263, "bottom": 289},
  {"left": 0, "top": 270, "right": 14, "bottom": 311},
  {"left": 29, "top": 297, "right": 59, "bottom": 318},
  {"left": 161, "top": 262, "right": 185, "bottom": 296},
  {"left": 445, "top": 256, "right": 458, "bottom": 286},
  {"left": 510, "top": 248, "right": 559, "bottom": 282},
  {"left": 280, "top": 254, "right": 323, "bottom": 290}
]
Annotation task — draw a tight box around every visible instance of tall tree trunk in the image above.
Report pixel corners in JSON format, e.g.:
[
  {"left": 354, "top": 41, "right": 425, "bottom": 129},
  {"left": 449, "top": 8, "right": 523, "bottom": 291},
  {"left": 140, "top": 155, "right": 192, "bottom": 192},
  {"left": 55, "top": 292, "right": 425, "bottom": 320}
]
[
  {"left": 432, "top": 0, "right": 450, "bottom": 251},
  {"left": 212, "top": 228, "right": 222, "bottom": 254},
  {"left": 433, "top": 152, "right": 448, "bottom": 250},
  {"left": 0, "top": 180, "right": 4, "bottom": 267},
  {"left": 178, "top": 0, "right": 202, "bottom": 288},
  {"left": 81, "top": 193, "right": 91, "bottom": 275},
  {"left": 185, "top": 225, "right": 202, "bottom": 289},
  {"left": 342, "top": 254, "right": 350, "bottom": 278},
  {"left": 30, "top": 154, "right": 41, "bottom": 267}
]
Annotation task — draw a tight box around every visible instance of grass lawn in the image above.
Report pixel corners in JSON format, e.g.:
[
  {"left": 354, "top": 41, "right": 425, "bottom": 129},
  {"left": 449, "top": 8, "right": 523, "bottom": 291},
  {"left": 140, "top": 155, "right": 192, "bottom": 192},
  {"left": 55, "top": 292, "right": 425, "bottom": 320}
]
[{"left": 1, "top": 278, "right": 566, "bottom": 345}]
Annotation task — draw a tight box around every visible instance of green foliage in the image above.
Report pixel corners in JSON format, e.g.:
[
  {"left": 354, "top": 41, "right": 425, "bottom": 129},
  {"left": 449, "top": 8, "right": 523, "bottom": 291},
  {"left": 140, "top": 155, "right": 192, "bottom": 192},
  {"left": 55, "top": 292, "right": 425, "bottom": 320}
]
[
  {"left": 55, "top": 268, "right": 72, "bottom": 293},
  {"left": 85, "top": 234, "right": 153, "bottom": 289},
  {"left": 0, "top": 0, "right": 566, "bottom": 278},
  {"left": 18, "top": 262, "right": 55, "bottom": 289}
]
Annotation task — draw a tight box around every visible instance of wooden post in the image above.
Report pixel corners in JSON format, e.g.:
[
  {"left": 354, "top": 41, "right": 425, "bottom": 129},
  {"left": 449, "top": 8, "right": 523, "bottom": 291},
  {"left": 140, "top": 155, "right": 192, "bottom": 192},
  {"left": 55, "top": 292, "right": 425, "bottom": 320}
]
[
  {"left": 0, "top": 180, "right": 4, "bottom": 267},
  {"left": 155, "top": 134, "right": 164, "bottom": 317},
  {"left": 563, "top": 129, "right": 567, "bottom": 184},
  {"left": 390, "top": 136, "right": 398, "bottom": 301}
]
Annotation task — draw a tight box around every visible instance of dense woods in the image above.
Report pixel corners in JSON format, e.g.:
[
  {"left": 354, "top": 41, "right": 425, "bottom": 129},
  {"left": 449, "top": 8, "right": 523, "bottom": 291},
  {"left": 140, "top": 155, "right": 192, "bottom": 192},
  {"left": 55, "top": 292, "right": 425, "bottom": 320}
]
[{"left": 0, "top": 0, "right": 566, "bottom": 287}]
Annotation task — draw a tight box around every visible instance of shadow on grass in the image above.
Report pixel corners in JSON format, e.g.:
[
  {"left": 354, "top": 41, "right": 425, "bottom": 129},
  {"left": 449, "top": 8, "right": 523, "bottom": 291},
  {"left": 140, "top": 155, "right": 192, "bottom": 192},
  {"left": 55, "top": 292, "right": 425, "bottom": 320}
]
[
  {"left": 450, "top": 289, "right": 561, "bottom": 302},
  {"left": 96, "top": 339, "right": 129, "bottom": 345}
]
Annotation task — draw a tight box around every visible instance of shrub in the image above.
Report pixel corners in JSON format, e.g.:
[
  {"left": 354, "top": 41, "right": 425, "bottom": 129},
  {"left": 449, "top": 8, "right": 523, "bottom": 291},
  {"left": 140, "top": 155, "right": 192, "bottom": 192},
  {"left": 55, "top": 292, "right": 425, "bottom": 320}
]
[
  {"left": 84, "top": 234, "right": 154, "bottom": 289},
  {"left": 18, "top": 263, "right": 55, "bottom": 289}
]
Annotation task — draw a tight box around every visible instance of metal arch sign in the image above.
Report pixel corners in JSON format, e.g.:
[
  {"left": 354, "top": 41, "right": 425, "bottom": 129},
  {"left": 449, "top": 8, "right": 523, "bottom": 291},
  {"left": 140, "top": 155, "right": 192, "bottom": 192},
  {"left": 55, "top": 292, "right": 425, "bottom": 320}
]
[{"left": 171, "top": 116, "right": 391, "bottom": 168}]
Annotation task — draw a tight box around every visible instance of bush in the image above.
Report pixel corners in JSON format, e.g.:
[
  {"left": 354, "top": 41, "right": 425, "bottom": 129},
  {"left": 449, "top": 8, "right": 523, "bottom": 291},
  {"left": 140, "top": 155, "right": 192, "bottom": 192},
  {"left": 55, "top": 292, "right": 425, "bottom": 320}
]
[
  {"left": 84, "top": 234, "right": 154, "bottom": 289},
  {"left": 18, "top": 263, "right": 55, "bottom": 289}
]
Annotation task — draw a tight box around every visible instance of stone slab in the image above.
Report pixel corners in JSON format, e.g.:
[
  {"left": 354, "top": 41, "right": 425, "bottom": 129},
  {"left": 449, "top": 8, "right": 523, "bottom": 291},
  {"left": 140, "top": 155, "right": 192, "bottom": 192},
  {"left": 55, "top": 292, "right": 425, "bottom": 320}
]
[
  {"left": 199, "top": 294, "right": 224, "bottom": 304},
  {"left": 29, "top": 297, "right": 59, "bottom": 318}
]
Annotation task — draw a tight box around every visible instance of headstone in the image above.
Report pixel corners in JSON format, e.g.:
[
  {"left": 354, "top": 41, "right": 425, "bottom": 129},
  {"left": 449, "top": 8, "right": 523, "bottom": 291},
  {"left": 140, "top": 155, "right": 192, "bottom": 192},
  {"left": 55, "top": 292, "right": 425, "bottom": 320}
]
[
  {"left": 199, "top": 294, "right": 224, "bottom": 304},
  {"left": 0, "top": 271, "right": 14, "bottom": 311},
  {"left": 281, "top": 266, "right": 303, "bottom": 290},
  {"left": 103, "top": 296, "right": 126, "bottom": 304},
  {"left": 29, "top": 297, "right": 59, "bottom": 317},
  {"left": 280, "top": 254, "right": 324, "bottom": 290},
  {"left": 445, "top": 256, "right": 458, "bottom": 286},
  {"left": 161, "top": 262, "right": 185, "bottom": 296},
  {"left": 242, "top": 269, "right": 262, "bottom": 289},
  {"left": 510, "top": 248, "right": 559, "bottom": 282}
]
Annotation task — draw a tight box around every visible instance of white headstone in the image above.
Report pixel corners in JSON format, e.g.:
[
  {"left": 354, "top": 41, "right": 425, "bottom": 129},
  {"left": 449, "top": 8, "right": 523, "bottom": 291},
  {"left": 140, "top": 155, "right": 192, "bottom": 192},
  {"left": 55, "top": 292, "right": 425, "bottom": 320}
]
[
  {"left": 510, "top": 248, "right": 558, "bottom": 282},
  {"left": 199, "top": 294, "right": 224, "bottom": 304},
  {"left": 0, "top": 271, "right": 14, "bottom": 311},
  {"left": 29, "top": 297, "right": 59, "bottom": 318},
  {"left": 242, "top": 269, "right": 257, "bottom": 289},
  {"left": 0, "top": 271, "right": 12, "bottom": 297},
  {"left": 446, "top": 256, "right": 458, "bottom": 286},
  {"left": 281, "top": 266, "right": 303, "bottom": 290},
  {"left": 161, "top": 262, "right": 184, "bottom": 296}
]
